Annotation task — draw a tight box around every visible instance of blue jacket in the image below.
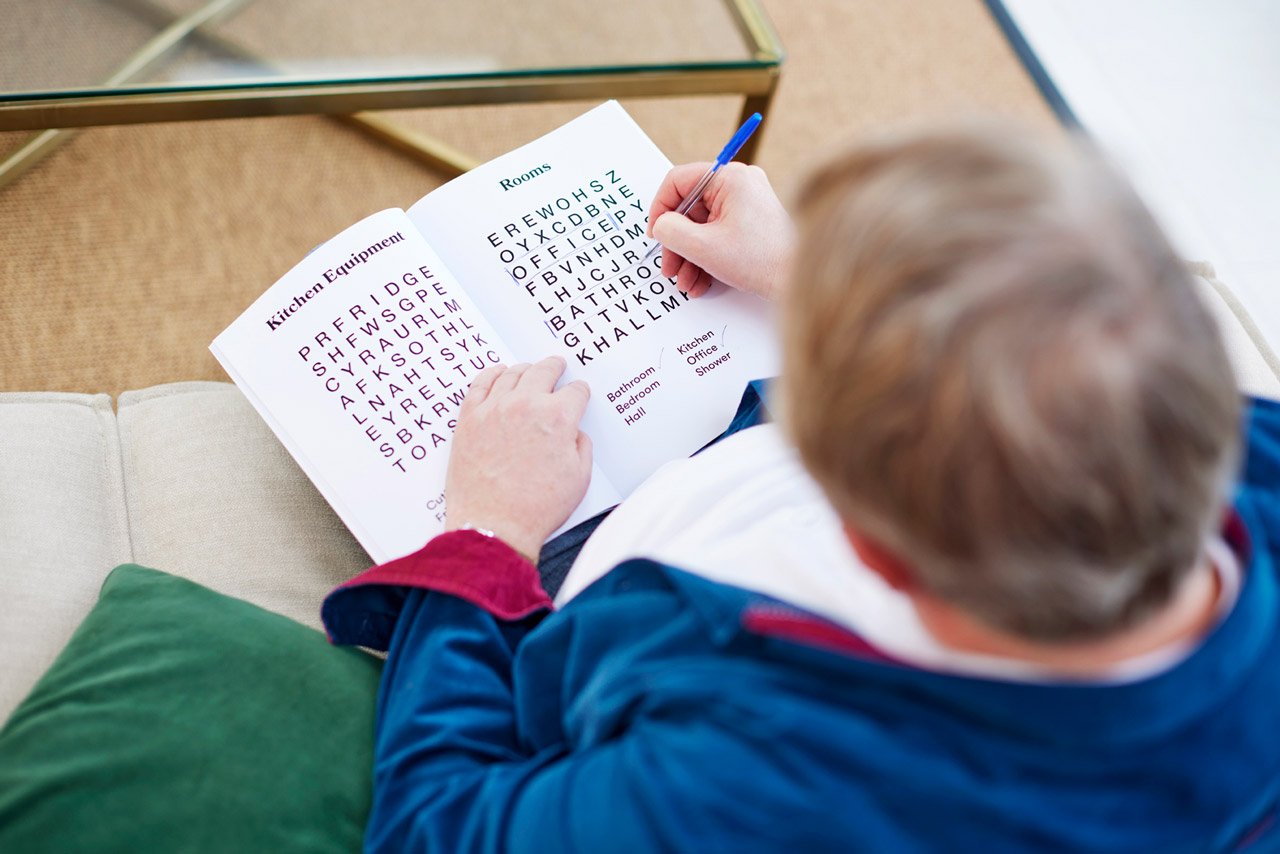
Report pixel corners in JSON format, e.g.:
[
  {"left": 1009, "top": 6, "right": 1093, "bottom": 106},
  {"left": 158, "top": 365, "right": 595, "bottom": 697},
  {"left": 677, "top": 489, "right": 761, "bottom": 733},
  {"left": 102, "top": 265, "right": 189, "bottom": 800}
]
[{"left": 324, "top": 396, "right": 1280, "bottom": 852}]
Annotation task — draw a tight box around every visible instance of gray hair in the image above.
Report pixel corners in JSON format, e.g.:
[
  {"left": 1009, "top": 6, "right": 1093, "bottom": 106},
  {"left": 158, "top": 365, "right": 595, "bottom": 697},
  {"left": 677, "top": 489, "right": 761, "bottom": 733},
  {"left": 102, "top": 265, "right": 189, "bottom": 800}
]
[{"left": 782, "top": 123, "right": 1241, "bottom": 641}]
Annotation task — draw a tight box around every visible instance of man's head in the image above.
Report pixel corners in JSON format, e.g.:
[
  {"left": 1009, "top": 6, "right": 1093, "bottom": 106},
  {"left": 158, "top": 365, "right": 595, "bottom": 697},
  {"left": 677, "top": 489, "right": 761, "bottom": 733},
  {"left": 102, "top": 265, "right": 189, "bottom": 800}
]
[{"left": 781, "top": 124, "right": 1241, "bottom": 643}]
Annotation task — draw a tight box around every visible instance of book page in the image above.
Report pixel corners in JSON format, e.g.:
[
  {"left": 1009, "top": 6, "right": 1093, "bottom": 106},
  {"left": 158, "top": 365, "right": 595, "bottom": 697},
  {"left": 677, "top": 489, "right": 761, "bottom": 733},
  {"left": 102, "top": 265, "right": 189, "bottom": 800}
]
[
  {"left": 408, "top": 101, "right": 779, "bottom": 494},
  {"left": 212, "top": 208, "right": 621, "bottom": 563}
]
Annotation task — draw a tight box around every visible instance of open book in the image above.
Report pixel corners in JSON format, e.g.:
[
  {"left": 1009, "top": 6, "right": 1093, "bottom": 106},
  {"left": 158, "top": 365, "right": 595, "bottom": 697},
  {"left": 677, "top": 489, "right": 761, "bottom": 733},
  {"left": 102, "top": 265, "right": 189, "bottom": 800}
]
[{"left": 212, "top": 101, "right": 778, "bottom": 563}]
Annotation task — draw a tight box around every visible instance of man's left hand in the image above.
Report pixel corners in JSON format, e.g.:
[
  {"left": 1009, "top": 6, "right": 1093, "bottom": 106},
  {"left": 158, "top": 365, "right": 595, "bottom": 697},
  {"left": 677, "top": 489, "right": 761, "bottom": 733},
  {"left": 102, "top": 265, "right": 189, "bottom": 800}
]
[{"left": 443, "top": 356, "right": 593, "bottom": 561}]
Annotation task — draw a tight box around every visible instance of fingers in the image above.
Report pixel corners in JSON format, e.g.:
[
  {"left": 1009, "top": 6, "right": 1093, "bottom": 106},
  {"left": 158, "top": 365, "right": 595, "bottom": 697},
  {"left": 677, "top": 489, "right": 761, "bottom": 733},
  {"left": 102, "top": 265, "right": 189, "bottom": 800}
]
[
  {"left": 517, "top": 355, "right": 566, "bottom": 393},
  {"left": 660, "top": 246, "right": 685, "bottom": 279},
  {"left": 648, "top": 162, "right": 714, "bottom": 235},
  {"left": 491, "top": 362, "right": 529, "bottom": 395},
  {"left": 461, "top": 363, "right": 504, "bottom": 412},
  {"left": 653, "top": 212, "right": 710, "bottom": 276},
  {"left": 687, "top": 268, "right": 714, "bottom": 298},
  {"left": 652, "top": 211, "right": 705, "bottom": 258},
  {"left": 685, "top": 199, "right": 711, "bottom": 224},
  {"left": 676, "top": 258, "right": 702, "bottom": 294},
  {"left": 576, "top": 430, "right": 594, "bottom": 472},
  {"left": 555, "top": 379, "right": 591, "bottom": 422}
]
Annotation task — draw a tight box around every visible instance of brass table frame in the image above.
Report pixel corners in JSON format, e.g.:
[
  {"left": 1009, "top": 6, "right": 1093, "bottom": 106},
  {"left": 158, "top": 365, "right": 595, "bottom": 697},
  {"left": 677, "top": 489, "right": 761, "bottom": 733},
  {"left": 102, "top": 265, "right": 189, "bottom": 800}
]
[{"left": 0, "top": 0, "right": 783, "bottom": 188}]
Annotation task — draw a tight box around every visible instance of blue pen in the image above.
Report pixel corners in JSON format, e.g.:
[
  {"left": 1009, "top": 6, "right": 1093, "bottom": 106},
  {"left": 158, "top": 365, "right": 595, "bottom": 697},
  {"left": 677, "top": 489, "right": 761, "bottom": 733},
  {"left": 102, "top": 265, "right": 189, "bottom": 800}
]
[{"left": 641, "top": 112, "right": 763, "bottom": 264}]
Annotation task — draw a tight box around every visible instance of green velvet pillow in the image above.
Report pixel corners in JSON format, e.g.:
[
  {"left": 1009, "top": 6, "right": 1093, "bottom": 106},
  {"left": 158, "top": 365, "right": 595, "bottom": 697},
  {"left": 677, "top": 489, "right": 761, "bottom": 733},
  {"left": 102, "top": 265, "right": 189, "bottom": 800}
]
[{"left": 0, "top": 564, "right": 382, "bottom": 853}]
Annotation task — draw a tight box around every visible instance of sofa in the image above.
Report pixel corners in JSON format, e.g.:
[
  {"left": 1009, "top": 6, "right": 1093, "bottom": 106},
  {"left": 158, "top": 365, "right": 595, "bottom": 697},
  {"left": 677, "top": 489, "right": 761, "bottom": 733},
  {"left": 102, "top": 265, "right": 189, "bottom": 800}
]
[{"left": 2, "top": 266, "right": 1278, "bottom": 723}]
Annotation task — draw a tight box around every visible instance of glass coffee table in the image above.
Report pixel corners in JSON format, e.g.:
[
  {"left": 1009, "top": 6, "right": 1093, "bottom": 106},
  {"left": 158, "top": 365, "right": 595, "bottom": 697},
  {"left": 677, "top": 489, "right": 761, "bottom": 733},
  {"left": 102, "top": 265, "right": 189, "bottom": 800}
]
[{"left": 0, "top": 0, "right": 783, "bottom": 188}]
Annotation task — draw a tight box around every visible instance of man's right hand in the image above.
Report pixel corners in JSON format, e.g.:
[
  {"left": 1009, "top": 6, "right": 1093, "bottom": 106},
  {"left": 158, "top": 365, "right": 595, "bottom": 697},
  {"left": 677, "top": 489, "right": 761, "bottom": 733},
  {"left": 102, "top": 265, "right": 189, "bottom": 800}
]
[{"left": 648, "top": 161, "right": 794, "bottom": 302}]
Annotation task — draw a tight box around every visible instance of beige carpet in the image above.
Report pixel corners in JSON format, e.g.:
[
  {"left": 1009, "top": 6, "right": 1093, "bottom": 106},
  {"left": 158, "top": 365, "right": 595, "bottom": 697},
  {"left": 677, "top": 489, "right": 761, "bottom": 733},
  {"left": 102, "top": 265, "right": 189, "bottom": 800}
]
[{"left": 0, "top": 0, "right": 1053, "bottom": 396}]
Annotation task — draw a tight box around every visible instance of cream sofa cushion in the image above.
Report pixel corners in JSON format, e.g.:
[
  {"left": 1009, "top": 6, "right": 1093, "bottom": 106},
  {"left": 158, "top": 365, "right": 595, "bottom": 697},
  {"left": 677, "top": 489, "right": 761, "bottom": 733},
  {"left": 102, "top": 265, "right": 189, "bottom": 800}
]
[
  {"left": 0, "top": 394, "right": 130, "bottom": 720},
  {"left": 116, "top": 382, "right": 371, "bottom": 630},
  {"left": 0, "top": 384, "right": 370, "bottom": 722}
]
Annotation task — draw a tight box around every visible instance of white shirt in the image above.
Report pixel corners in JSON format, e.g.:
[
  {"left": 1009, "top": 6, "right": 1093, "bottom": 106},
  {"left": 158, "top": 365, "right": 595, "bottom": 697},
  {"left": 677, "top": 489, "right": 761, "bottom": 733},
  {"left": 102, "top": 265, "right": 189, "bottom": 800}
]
[{"left": 559, "top": 424, "right": 1240, "bottom": 684}]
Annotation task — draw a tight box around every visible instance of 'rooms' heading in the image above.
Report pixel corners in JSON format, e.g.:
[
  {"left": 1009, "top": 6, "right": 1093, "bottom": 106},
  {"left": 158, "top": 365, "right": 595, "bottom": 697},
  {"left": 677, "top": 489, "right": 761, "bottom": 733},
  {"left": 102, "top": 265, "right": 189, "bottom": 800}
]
[{"left": 499, "top": 163, "right": 552, "bottom": 191}]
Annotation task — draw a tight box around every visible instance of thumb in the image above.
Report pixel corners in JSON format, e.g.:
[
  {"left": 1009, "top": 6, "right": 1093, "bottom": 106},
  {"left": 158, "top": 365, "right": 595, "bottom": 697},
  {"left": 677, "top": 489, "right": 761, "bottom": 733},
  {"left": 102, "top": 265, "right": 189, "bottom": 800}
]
[{"left": 652, "top": 212, "right": 712, "bottom": 265}]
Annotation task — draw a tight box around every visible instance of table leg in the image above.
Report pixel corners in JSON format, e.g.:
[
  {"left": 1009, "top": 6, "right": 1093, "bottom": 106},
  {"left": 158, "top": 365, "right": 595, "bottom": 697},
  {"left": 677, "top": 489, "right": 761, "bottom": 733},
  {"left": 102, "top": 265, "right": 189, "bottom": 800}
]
[
  {"left": 0, "top": 0, "right": 250, "bottom": 192},
  {"left": 0, "top": 131, "right": 78, "bottom": 191},
  {"left": 735, "top": 68, "right": 779, "bottom": 164},
  {"left": 335, "top": 114, "right": 478, "bottom": 178}
]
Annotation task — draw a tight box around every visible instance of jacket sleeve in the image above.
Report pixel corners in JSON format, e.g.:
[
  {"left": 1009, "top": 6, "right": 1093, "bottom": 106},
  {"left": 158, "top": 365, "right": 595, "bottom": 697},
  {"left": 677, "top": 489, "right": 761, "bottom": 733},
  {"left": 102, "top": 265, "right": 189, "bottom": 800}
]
[
  {"left": 359, "top": 587, "right": 696, "bottom": 853},
  {"left": 320, "top": 531, "right": 661, "bottom": 852},
  {"left": 320, "top": 534, "right": 837, "bottom": 852},
  {"left": 362, "top": 587, "right": 798, "bottom": 852}
]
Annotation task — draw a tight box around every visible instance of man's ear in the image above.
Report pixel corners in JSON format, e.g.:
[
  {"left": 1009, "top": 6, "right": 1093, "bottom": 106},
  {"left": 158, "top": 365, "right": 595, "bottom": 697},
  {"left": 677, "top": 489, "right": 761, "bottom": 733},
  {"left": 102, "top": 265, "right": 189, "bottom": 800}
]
[{"left": 844, "top": 525, "right": 916, "bottom": 592}]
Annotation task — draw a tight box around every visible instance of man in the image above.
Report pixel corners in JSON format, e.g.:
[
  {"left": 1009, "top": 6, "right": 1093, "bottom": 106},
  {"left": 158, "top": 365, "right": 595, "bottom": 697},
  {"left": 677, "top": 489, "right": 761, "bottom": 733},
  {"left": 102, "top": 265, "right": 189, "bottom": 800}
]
[{"left": 322, "top": 125, "right": 1280, "bottom": 851}]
